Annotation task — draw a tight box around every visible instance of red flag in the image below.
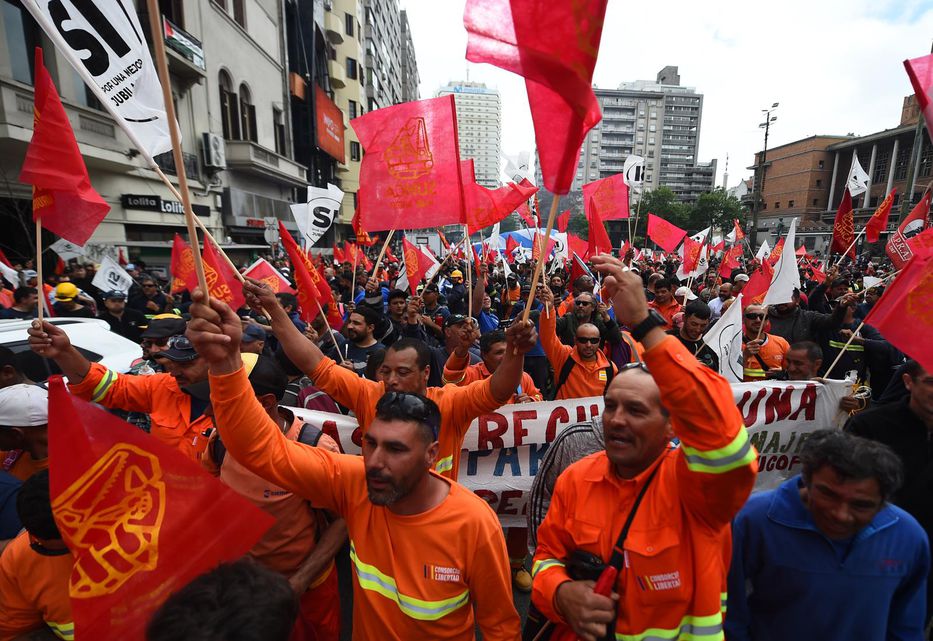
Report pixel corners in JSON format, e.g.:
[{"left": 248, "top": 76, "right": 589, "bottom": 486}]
[
  {"left": 732, "top": 219, "right": 745, "bottom": 242},
  {"left": 584, "top": 198, "right": 612, "bottom": 259},
  {"left": 583, "top": 174, "right": 630, "bottom": 221},
  {"left": 505, "top": 234, "right": 520, "bottom": 262},
  {"left": 243, "top": 258, "right": 295, "bottom": 294},
  {"left": 557, "top": 209, "right": 572, "bottom": 233},
  {"left": 437, "top": 229, "right": 451, "bottom": 251},
  {"left": 647, "top": 214, "right": 687, "bottom": 252},
  {"left": 278, "top": 221, "right": 322, "bottom": 323},
  {"left": 53, "top": 256, "right": 66, "bottom": 276},
  {"left": 47, "top": 376, "right": 272, "bottom": 639},
  {"left": 201, "top": 240, "right": 246, "bottom": 311},
  {"left": 886, "top": 190, "right": 931, "bottom": 269},
  {"left": 352, "top": 95, "right": 465, "bottom": 230},
  {"left": 682, "top": 235, "right": 703, "bottom": 273},
  {"left": 719, "top": 245, "right": 743, "bottom": 277},
  {"left": 19, "top": 48, "right": 109, "bottom": 246},
  {"left": 767, "top": 238, "right": 785, "bottom": 266},
  {"left": 465, "top": 0, "right": 606, "bottom": 194},
  {"left": 471, "top": 242, "right": 483, "bottom": 272},
  {"left": 384, "top": 243, "right": 398, "bottom": 264},
  {"left": 909, "top": 227, "right": 933, "bottom": 257},
  {"left": 904, "top": 53, "right": 933, "bottom": 141},
  {"left": 864, "top": 251, "right": 933, "bottom": 373},
  {"left": 361, "top": 251, "right": 373, "bottom": 271},
  {"left": 741, "top": 261, "right": 774, "bottom": 307},
  {"left": 516, "top": 201, "right": 536, "bottom": 228},
  {"left": 402, "top": 237, "right": 439, "bottom": 290},
  {"left": 795, "top": 245, "right": 807, "bottom": 257},
  {"left": 532, "top": 230, "right": 557, "bottom": 261},
  {"left": 711, "top": 238, "right": 725, "bottom": 254},
  {"left": 462, "top": 159, "right": 540, "bottom": 233},
  {"left": 806, "top": 259, "right": 827, "bottom": 284},
  {"left": 170, "top": 234, "right": 196, "bottom": 294},
  {"left": 569, "top": 252, "right": 594, "bottom": 286},
  {"left": 117, "top": 248, "right": 128, "bottom": 267},
  {"left": 333, "top": 244, "right": 346, "bottom": 263},
  {"left": 344, "top": 241, "right": 361, "bottom": 269},
  {"left": 866, "top": 189, "right": 896, "bottom": 243},
  {"left": 831, "top": 188, "right": 856, "bottom": 258},
  {"left": 351, "top": 207, "right": 375, "bottom": 246}
]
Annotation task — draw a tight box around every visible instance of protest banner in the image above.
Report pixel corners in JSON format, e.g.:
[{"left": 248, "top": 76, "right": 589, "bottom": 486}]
[{"left": 290, "top": 378, "right": 850, "bottom": 527}]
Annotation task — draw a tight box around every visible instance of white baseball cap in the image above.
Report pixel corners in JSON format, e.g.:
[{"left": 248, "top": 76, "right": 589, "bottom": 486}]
[
  {"left": 0, "top": 384, "right": 48, "bottom": 427},
  {"left": 733, "top": 273, "right": 750, "bottom": 283},
  {"left": 675, "top": 286, "right": 698, "bottom": 301}
]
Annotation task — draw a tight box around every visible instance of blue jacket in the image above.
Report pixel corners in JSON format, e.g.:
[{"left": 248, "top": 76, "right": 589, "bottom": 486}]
[{"left": 726, "top": 476, "right": 929, "bottom": 641}]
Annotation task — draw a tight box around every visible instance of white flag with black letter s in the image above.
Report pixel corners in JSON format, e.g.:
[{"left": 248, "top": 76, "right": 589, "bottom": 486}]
[{"left": 23, "top": 0, "right": 173, "bottom": 161}]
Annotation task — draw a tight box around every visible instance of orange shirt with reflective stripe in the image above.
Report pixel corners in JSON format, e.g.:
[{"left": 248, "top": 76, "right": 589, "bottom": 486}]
[
  {"left": 532, "top": 337, "right": 758, "bottom": 641},
  {"left": 647, "top": 298, "right": 681, "bottom": 329},
  {"left": 741, "top": 333, "right": 789, "bottom": 381},
  {"left": 539, "top": 304, "right": 617, "bottom": 400},
  {"left": 309, "top": 357, "right": 502, "bottom": 480},
  {"left": 442, "top": 352, "right": 541, "bottom": 403},
  {"left": 0, "top": 531, "right": 73, "bottom": 641},
  {"left": 208, "top": 366, "right": 520, "bottom": 641},
  {"left": 68, "top": 363, "right": 212, "bottom": 463}
]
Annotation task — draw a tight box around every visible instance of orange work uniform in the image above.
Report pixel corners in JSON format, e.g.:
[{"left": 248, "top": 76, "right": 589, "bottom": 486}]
[
  {"left": 539, "top": 304, "right": 617, "bottom": 400},
  {"left": 648, "top": 298, "right": 681, "bottom": 329},
  {"left": 68, "top": 363, "right": 212, "bottom": 462},
  {"left": 532, "top": 336, "right": 758, "bottom": 641},
  {"left": 309, "top": 357, "right": 503, "bottom": 480},
  {"left": 741, "top": 333, "right": 790, "bottom": 381},
  {"left": 0, "top": 531, "right": 74, "bottom": 641},
  {"left": 209, "top": 365, "right": 520, "bottom": 641},
  {"left": 1, "top": 451, "right": 48, "bottom": 481},
  {"left": 442, "top": 352, "right": 541, "bottom": 403}
]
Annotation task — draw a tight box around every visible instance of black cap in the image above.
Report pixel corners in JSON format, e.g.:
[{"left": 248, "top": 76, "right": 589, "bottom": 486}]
[
  {"left": 184, "top": 353, "right": 287, "bottom": 402},
  {"left": 141, "top": 316, "right": 187, "bottom": 339},
  {"left": 152, "top": 335, "right": 198, "bottom": 362},
  {"left": 443, "top": 314, "right": 469, "bottom": 329},
  {"left": 103, "top": 290, "right": 127, "bottom": 300}
]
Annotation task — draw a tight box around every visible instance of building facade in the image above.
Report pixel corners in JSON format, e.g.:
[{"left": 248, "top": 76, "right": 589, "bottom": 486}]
[
  {"left": 436, "top": 82, "right": 501, "bottom": 188},
  {"left": 399, "top": 10, "right": 419, "bottom": 103},
  {"left": 362, "top": 0, "right": 401, "bottom": 111}
]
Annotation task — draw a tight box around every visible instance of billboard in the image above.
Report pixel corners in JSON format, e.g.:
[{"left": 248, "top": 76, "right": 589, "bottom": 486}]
[{"left": 315, "top": 86, "right": 345, "bottom": 163}]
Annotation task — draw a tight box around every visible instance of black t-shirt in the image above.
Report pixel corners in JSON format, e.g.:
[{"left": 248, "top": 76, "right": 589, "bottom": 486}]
[
  {"left": 667, "top": 329, "right": 719, "bottom": 371},
  {"left": 98, "top": 309, "right": 147, "bottom": 343},
  {"left": 51, "top": 302, "right": 96, "bottom": 318}
]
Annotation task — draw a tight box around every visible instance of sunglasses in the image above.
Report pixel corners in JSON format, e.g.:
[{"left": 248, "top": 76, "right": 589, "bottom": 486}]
[
  {"left": 745, "top": 313, "right": 765, "bottom": 320},
  {"left": 141, "top": 337, "right": 170, "bottom": 348},
  {"left": 574, "top": 300, "right": 593, "bottom": 307},
  {"left": 620, "top": 362, "right": 651, "bottom": 374},
  {"left": 575, "top": 336, "right": 601, "bottom": 345},
  {"left": 378, "top": 392, "right": 441, "bottom": 438}
]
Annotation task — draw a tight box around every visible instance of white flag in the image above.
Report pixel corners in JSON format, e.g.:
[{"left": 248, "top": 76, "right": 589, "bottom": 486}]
[
  {"left": 505, "top": 151, "right": 534, "bottom": 184},
  {"left": 755, "top": 240, "right": 771, "bottom": 261},
  {"left": 703, "top": 293, "right": 745, "bottom": 383},
  {"left": 92, "top": 255, "right": 133, "bottom": 294},
  {"left": 291, "top": 183, "right": 344, "bottom": 247},
  {"left": 623, "top": 155, "right": 646, "bottom": 192},
  {"left": 763, "top": 218, "right": 801, "bottom": 307},
  {"left": 50, "top": 239, "right": 85, "bottom": 262},
  {"left": 0, "top": 261, "right": 18, "bottom": 287},
  {"left": 23, "top": 0, "right": 173, "bottom": 162},
  {"left": 862, "top": 276, "right": 882, "bottom": 290},
  {"left": 490, "top": 223, "right": 512, "bottom": 279},
  {"left": 846, "top": 155, "right": 870, "bottom": 197}
]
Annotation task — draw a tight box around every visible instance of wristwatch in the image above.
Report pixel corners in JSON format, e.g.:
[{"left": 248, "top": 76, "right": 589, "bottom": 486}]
[{"left": 630, "top": 309, "right": 667, "bottom": 342}]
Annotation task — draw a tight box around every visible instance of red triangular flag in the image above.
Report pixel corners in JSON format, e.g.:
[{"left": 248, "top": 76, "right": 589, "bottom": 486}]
[
  {"left": 242, "top": 258, "right": 295, "bottom": 294},
  {"left": 682, "top": 235, "right": 703, "bottom": 273},
  {"left": 438, "top": 229, "right": 451, "bottom": 251},
  {"left": 583, "top": 173, "right": 630, "bottom": 221},
  {"left": 646, "top": 213, "right": 687, "bottom": 252},
  {"left": 465, "top": 0, "right": 606, "bottom": 194},
  {"left": 904, "top": 53, "right": 933, "bottom": 141},
  {"left": 351, "top": 207, "right": 375, "bottom": 246},
  {"left": 741, "top": 261, "right": 774, "bottom": 307},
  {"left": 516, "top": 201, "right": 536, "bottom": 228},
  {"left": 352, "top": 95, "right": 465, "bottom": 230},
  {"left": 279, "top": 221, "right": 322, "bottom": 323},
  {"left": 831, "top": 188, "right": 856, "bottom": 258},
  {"left": 865, "top": 189, "right": 896, "bottom": 244},
  {"left": 170, "top": 234, "right": 196, "bottom": 294},
  {"left": 505, "top": 234, "right": 520, "bottom": 262},
  {"left": 886, "top": 190, "right": 931, "bottom": 269},
  {"left": 584, "top": 197, "right": 612, "bottom": 259},
  {"left": 402, "top": 237, "right": 439, "bottom": 291},
  {"left": 462, "top": 159, "right": 539, "bottom": 233},
  {"left": 19, "top": 48, "right": 109, "bottom": 246},
  {"left": 719, "top": 245, "right": 743, "bottom": 277},
  {"left": 384, "top": 242, "right": 398, "bottom": 264},
  {"left": 333, "top": 244, "right": 346, "bottom": 264},
  {"left": 569, "top": 252, "right": 594, "bottom": 286},
  {"left": 557, "top": 209, "right": 572, "bottom": 233},
  {"left": 201, "top": 239, "right": 246, "bottom": 310},
  {"left": 795, "top": 245, "right": 807, "bottom": 257},
  {"left": 767, "top": 238, "right": 785, "bottom": 266},
  {"left": 47, "top": 376, "right": 273, "bottom": 640},
  {"left": 732, "top": 219, "right": 745, "bottom": 242}
]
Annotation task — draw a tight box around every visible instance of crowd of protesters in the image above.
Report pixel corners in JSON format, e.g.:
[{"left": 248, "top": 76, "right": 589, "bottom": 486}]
[{"left": 0, "top": 237, "right": 930, "bottom": 641}]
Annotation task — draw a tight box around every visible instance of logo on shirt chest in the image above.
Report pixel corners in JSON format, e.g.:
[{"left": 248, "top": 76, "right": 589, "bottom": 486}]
[
  {"left": 636, "top": 570, "right": 682, "bottom": 591},
  {"left": 597, "top": 370, "right": 608, "bottom": 382},
  {"left": 424, "top": 563, "right": 462, "bottom": 583}
]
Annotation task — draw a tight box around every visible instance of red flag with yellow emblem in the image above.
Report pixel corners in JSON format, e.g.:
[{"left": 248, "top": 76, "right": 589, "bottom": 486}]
[
  {"left": 169, "top": 234, "right": 196, "bottom": 294},
  {"left": 279, "top": 221, "right": 322, "bottom": 323},
  {"left": 201, "top": 239, "right": 246, "bottom": 310},
  {"left": 47, "top": 376, "right": 273, "bottom": 640},
  {"left": 242, "top": 258, "right": 295, "bottom": 294},
  {"left": 831, "top": 189, "right": 856, "bottom": 258}
]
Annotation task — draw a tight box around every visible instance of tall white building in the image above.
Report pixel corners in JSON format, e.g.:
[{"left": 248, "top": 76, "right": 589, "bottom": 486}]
[{"left": 436, "top": 82, "right": 501, "bottom": 188}]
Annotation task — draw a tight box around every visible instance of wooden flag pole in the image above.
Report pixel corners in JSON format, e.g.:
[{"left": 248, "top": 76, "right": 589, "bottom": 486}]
[
  {"left": 821, "top": 320, "right": 865, "bottom": 379},
  {"left": 314, "top": 299, "right": 348, "bottom": 365},
  {"left": 465, "top": 224, "right": 473, "bottom": 319},
  {"left": 350, "top": 252, "right": 360, "bottom": 302},
  {"left": 521, "top": 196, "right": 561, "bottom": 323},
  {"left": 371, "top": 228, "right": 396, "bottom": 278},
  {"left": 35, "top": 220, "right": 45, "bottom": 323},
  {"left": 145, "top": 0, "right": 208, "bottom": 297},
  {"left": 833, "top": 227, "right": 865, "bottom": 269}
]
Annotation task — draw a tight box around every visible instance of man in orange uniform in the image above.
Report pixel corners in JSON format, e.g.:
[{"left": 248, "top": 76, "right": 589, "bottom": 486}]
[
  {"left": 538, "top": 286, "right": 617, "bottom": 400},
  {"left": 185, "top": 288, "right": 524, "bottom": 641},
  {"left": 27, "top": 323, "right": 214, "bottom": 463},
  {"left": 242, "top": 278, "right": 534, "bottom": 481},
  {"left": 190, "top": 353, "right": 347, "bottom": 641},
  {"left": 0, "top": 471, "right": 73, "bottom": 641},
  {"left": 646, "top": 278, "right": 680, "bottom": 329},
  {"left": 0, "top": 384, "right": 50, "bottom": 481},
  {"left": 741, "top": 303, "right": 790, "bottom": 381},
  {"left": 531, "top": 254, "right": 758, "bottom": 641}
]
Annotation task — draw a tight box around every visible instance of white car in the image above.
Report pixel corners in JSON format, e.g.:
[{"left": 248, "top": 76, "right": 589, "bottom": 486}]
[{"left": 0, "top": 317, "right": 142, "bottom": 382}]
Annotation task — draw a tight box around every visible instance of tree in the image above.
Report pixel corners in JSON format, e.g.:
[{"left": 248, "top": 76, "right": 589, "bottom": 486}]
[
  {"left": 566, "top": 212, "right": 589, "bottom": 239},
  {"left": 688, "top": 188, "right": 743, "bottom": 234}
]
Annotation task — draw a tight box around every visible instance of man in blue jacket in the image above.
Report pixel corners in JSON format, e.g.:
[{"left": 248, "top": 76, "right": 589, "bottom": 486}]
[{"left": 726, "top": 429, "right": 929, "bottom": 641}]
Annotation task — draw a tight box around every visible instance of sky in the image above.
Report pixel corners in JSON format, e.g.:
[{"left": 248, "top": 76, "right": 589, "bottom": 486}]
[{"left": 400, "top": 0, "right": 933, "bottom": 190}]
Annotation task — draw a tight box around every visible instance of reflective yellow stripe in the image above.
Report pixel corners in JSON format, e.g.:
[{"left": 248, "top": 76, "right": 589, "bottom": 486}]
[
  {"left": 829, "top": 339, "right": 864, "bottom": 352},
  {"left": 349, "top": 543, "right": 469, "bottom": 621},
  {"left": 435, "top": 456, "right": 453, "bottom": 474},
  {"left": 47, "top": 621, "right": 75, "bottom": 640},
  {"left": 531, "top": 558, "right": 565, "bottom": 578},
  {"left": 615, "top": 612, "right": 724, "bottom": 641},
  {"left": 720, "top": 591, "right": 728, "bottom": 614},
  {"left": 91, "top": 369, "right": 118, "bottom": 403},
  {"left": 743, "top": 367, "right": 766, "bottom": 379},
  {"left": 681, "top": 428, "right": 756, "bottom": 474}
]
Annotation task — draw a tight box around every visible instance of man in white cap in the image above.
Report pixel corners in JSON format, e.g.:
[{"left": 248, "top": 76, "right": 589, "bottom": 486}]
[
  {"left": 732, "top": 273, "right": 750, "bottom": 296},
  {"left": 0, "top": 384, "right": 49, "bottom": 481}
]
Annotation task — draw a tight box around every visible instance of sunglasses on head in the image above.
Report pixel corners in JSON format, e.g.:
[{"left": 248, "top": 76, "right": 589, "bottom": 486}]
[
  {"left": 379, "top": 392, "right": 440, "bottom": 437},
  {"left": 575, "top": 336, "right": 600, "bottom": 345},
  {"left": 745, "top": 313, "right": 765, "bottom": 320},
  {"left": 168, "top": 335, "right": 194, "bottom": 350}
]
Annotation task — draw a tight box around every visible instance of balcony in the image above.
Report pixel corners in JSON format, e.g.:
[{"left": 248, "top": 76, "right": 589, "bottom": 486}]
[
  {"left": 328, "top": 59, "right": 346, "bottom": 88},
  {"left": 224, "top": 140, "right": 308, "bottom": 187},
  {"left": 163, "top": 17, "right": 206, "bottom": 85},
  {"left": 325, "top": 12, "right": 344, "bottom": 44}
]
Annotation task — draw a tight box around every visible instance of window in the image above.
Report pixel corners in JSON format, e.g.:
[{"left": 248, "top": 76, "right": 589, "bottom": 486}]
[
  {"left": 346, "top": 57, "right": 358, "bottom": 80},
  {"left": 919, "top": 140, "right": 933, "bottom": 178},
  {"left": 894, "top": 144, "right": 912, "bottom": 180},
  {"left": 273, "top": 108, "right": 286, "bottom": 155},
  {"left": 788, "top": 200, "right": 795, "bottom": 208},
  {"left": 812, "top": 198, "right": 819, "bottom": 206},
  {"left": 873, "top": 149, "right": 890, "bottom": 183},
  {"left": 238, "top": 83, "right": 257, "bottom": 143},
  {"left": 350, "top": 141, "right": 361, "bottom": 161},
  {"left": 815, "top": 179, "right": 822, "bottom": 188},
  {"left": 345, "top": 12, "right": 354, "bottom": 36},
  {"left": 219, "top": 70, "right": 240, "bottom": 140},
  {"left": 348, "top": 99, "right": 358, "bottom": 119},
  {"left": 818, "top": 160, "right": 825, "bottom": 169},
  {"left": 774, "top": 202, "right": 780, "bottom": 209},
  {"left": 159, "top": 0, "right": 185, "bottom": 27},
  {"left": 3, "top": 0, "right": 42, "bottom": 84},
  {"left": 233, "top": 0, "right": 245, "bottom": 27}
]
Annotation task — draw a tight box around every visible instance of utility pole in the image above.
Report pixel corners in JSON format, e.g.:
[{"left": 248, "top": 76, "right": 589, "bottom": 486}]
[{"left": 750, "top": 103, "right": 779, "bottom": 249}]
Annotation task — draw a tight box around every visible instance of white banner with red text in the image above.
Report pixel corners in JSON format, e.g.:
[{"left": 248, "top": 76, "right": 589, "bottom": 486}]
[{"left": 289, "top": 378, "right": 851, "bottom": 527}]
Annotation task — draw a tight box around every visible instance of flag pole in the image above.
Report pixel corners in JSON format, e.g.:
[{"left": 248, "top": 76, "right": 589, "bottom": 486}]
[
  {"left": 350, "top": 250, "right": 359, "bottom": 302},
  {"left": 833, "top": 228, "right": 865, "bottom": 269},
  {"left": 35, "top": 220, "right": 46, "bottom": 323},
  {"left": 145, "top": 0, "right": 208, "bottom": 298},
  {"left": 371, "top": 228, "right": 396, "bottom": 278},
  {"left": 521, "top": 196, "right": 561, "bottom": 323},
  {"left": 821, "top": 320, "right": 865, "bottom": 379},
  {"left": 465, "top": 224, "right": 473, "bottom": 319},
  {"left": 315, "top": 299, "right": 348, "bottom": 365}
]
